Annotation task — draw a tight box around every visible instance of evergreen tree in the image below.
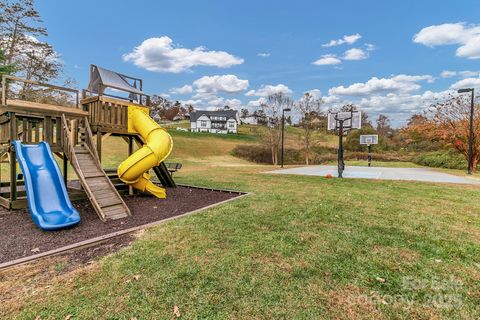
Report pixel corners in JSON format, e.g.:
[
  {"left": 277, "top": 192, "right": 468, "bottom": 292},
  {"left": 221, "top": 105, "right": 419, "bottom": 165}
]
[{"left": 0, "top": 49, "right": 16, "bottom": 76}]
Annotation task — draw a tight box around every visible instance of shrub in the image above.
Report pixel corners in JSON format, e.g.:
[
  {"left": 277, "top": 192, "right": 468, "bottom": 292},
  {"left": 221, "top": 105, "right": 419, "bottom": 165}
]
[
  {"left": 413, "top": 150, "right": 467, "bottom": 170},
  {"left": 231, "top": 144, "right": 415, "bottom": 165}
]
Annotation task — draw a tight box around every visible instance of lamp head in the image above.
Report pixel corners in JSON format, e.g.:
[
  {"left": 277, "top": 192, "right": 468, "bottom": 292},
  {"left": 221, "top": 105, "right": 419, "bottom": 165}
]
[
  {"left": 283, "top": 108, "right": 291, "bottom": 112},
  {"left": 458, "top": 88, "right": 474, "bottom": 93}
]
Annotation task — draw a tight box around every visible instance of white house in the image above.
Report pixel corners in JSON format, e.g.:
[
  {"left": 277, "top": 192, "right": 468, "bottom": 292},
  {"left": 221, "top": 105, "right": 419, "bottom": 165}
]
[
  {"left": 190, "top": 110, "right": 239, "bottom": 134},
  {"left": 240, "top": 115, "right": 258, "bottom": 125}
]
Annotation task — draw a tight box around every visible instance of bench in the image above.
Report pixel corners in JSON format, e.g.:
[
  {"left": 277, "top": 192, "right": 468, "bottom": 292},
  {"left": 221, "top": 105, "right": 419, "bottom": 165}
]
[{"left": 164, "top": 162, "right": 182, "bottom": 174}]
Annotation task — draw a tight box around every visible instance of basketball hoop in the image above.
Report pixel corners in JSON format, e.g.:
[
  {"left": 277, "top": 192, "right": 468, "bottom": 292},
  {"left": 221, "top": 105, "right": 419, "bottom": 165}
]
[
  {"left": 360, "top": 134, "right": 378, "bottom": 167},
  {"left": 327, "top": 110, "right": 361, "bottom": 178}
]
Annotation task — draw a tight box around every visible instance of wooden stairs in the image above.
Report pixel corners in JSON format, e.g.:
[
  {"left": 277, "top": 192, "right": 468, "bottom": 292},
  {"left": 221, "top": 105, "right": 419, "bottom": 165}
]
[{"left": 62, "top": 115, "right": 130, "bottom": 221}]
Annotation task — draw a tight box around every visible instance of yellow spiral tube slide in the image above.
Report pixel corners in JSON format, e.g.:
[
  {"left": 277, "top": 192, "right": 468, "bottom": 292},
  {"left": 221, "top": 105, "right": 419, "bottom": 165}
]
[{"left": 117, "top": 108, "right": 173, "bottom": 198}]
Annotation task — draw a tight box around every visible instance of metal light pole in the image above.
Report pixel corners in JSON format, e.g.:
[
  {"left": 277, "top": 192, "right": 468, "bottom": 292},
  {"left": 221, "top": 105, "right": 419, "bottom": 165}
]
[
  {"left": 280, "top": 108, "right": 291, "bottom": 168},
  {"left": 458, "top": 88, "right": 475, "bottom": 174}
]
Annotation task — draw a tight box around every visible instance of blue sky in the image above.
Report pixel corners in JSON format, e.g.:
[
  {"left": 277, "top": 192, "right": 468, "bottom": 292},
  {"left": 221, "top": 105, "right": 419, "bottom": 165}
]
[{"left": 38, "top": 0, "right": 480, "bottom": 126}]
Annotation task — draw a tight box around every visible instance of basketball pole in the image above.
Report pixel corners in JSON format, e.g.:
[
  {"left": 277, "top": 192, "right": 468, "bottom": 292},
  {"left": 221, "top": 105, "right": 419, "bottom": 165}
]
[
  {"left": 337, "top": 119, "right": 345, "bottom": 178},
  {"left": 367, "top": 144, "right": 372, "bottom": 167}
]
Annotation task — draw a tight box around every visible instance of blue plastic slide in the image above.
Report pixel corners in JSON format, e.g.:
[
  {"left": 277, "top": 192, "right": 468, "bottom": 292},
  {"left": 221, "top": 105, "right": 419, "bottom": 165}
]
[{"left": 13, "top": 141, "right": 80, "bottom": 230}]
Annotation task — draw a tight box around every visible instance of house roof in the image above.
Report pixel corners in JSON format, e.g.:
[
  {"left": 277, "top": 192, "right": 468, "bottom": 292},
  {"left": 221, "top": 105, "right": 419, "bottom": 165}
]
[
  {"left": 90, "top": 65, "right": 144, "bottom": 95},
  {"left": 190, "top": 110, "right": 238, "bottom": 122}
]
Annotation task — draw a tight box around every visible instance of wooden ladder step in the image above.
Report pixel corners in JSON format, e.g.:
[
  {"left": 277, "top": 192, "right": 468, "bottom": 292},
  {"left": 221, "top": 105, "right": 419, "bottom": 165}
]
[
  {"left": 89, "top": 183, "right": 112, "bottom": 192},
  {"left": 103, "top": 204, "right": 129, "bottom": 218},
  {"left": 83, "top": 172, "right": 104, "bottom": 178},
  {"left": 98, "top": 197, "right": 123, "bottom": 208},
  {"left": 95, "top": 191, "right": 121, "bottom": 200},
  {"left": 74, "top": 147, "right": 89, "bottom": 154},
  {"left": 108, "top": 213, "right": 129, "bottom": 220}
]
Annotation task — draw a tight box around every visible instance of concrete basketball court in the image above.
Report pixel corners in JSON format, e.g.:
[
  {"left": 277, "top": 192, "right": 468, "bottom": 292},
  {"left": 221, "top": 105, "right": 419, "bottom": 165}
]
[{"left": 268, "top": 165, "right": 480, "bottom": 185}]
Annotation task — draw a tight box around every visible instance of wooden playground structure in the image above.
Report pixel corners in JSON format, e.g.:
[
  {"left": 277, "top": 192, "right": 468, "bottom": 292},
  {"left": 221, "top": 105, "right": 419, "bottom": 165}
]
[{"left": 0, "top": 65, "right": 175, "bottom": 221}]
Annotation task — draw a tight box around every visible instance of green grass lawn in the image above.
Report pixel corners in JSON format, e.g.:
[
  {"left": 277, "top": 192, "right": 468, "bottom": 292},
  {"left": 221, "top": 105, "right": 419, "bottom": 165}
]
[{"left": 3, "top": 156, "right": 480, "bottom": 319}]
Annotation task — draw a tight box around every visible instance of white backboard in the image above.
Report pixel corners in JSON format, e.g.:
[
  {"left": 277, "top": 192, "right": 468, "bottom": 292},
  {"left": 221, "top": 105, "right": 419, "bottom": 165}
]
[
  {"left": 327, "top": 111, "right": 362, "bottom": 130},
  {"left": 360, "top": 134, "right": 379, "bottom": 145}
]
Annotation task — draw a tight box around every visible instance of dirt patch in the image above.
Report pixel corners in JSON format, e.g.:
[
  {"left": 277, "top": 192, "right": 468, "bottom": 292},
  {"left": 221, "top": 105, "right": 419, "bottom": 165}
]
[{"left": 0, "top": 186, "right": 243, "bottom": 264}]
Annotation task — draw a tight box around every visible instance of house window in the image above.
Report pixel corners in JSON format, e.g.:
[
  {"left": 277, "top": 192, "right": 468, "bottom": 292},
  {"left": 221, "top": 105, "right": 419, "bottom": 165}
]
[
  {"left": 201, "top": 120, "right": 207, "bottom": 127},
  {"left": 228, "top": 121, "right": 235, "bottom": 128}
]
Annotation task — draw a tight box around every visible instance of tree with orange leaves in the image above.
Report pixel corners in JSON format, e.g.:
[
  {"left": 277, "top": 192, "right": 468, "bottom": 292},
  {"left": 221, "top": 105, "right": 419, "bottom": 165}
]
[{"left": 426, "top": 93, "right": 480, "bottom": 171}]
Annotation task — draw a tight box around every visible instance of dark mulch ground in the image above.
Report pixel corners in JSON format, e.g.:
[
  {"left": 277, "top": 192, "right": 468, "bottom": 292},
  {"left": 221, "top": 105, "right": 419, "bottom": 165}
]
[{"left": 0, "top": 186, "right": 243, "bottom": 264}]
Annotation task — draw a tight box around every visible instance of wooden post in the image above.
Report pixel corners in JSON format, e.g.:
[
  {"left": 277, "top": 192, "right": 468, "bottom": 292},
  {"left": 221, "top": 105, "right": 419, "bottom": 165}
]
[
  {"left": 22, "top": 118, "right": 27, "bottom": 143},
  {"left": 44, "top": 116, "right": 51, "bottom": 144},
  {"left": 56, "top": 117, "right": 61, "bottom": 146},
  {"left": 128, "top": 136, "right": 134, "bottom": 195},
  {"left": 1, "top": 76, "right": 6, "bottom": 105},
  {"left": 9, "top": 112, "right": 16, "bottom": 201},
  {"left": 96, "top": 131, "right": 102, "bottom": 162},
  {"left": 34, "top": 121, "right": 39, "bottom": 143},
  {"left": 63, "top": 152, "right": 68, "bottom": 185},
  {"left": 89, "top": 65, "right": 93, "bottom": 95},
  {"left": 26, "top": 120, "right": 32, "bottom": 143}
]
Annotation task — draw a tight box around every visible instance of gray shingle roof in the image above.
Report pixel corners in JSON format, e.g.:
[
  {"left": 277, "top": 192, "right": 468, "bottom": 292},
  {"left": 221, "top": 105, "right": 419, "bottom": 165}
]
[{"left": 90, "top": 66, "right": 144, "bottom": 95}]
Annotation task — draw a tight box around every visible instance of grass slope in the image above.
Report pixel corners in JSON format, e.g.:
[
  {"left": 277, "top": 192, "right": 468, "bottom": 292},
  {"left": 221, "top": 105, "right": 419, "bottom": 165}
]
[{"left": 3, "top": 158, "right": 480, "bottom": 319}]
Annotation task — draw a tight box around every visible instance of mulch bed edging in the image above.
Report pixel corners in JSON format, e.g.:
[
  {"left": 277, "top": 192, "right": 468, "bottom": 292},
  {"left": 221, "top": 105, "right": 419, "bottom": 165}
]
[{"left": 0, "top": 186, "right": 248, "bottom": 269}]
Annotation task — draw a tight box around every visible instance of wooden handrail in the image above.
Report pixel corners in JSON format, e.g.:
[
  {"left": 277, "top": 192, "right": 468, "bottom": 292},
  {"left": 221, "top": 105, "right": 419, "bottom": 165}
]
[
  {"left": 83, "top": 117, "right": 100, "bottom": 161},
  {"left": 1, "top": 75, "right": 80, "bottom": 108},
  {"left": 3, "top": 75, "right": 78, "bottom": 93}
]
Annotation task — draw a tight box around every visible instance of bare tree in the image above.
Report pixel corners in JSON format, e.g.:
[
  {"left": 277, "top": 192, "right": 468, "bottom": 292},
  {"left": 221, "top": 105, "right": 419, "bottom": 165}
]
[
  {"left": 295, "top": 92, "right": 323, "bottom": 165},
  {"left": 0, "top": 0, "right": 47, "bottom": 64},
  {"left": 260, "top": 92, "right": 293, "bottom": 165},
  {"left": 240, "top": 108, "right": 249, "bottom": 119},
  {"left": 0, "top": 0, "right": 62, "bottom": 87},
  {"left": 376, "top": 114, "right": 392, "bottom": 137}
]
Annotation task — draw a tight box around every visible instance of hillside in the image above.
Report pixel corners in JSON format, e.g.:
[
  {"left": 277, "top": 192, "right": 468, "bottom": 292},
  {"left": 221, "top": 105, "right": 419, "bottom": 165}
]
[{"left": 100, "top": 124, "right": 337, "bottom": 169}]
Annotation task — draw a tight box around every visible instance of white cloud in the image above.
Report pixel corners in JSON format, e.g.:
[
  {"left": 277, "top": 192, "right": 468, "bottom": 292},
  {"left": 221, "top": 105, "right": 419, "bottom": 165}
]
[
  {"left": 193, "top": 75, "right": 249, "bottom": 95},
  {"left": 179, "top": 99, "right": 202, "bottom": 106},
  {"left": 207, "top": 97, "right": 243, "bottom": 108},
  {"left": 245, "top": 84, "right": 292, "bottom": 97},
  {"left": 314, "top": 47, "right": 372, "bottom": 66},
  {"left": 322, "top": 89, "right": 451, "bottom": 127},
  {"left": 413, "top": 23, "right": 480, "bottom": 59},
  {"left": 247, "top": 97, "right": 267, "bottom": 108},
  {"left": 365, "top": 43, "right": 376, "bottom": 51},
  {"left": 459, "top": 70, "right": 480, "bottom": 78},
  {"left": 304, "top": 89, "right": 321, "bottom": 98},
  {"left": 169, "top": 85, "right": 193, "bottom": 94},
  {"left": 313, "top": 54, "right": 342, "bottom": 66},
  {"left": 440, "top": 70, "right": 457, "bottom": 78},
  {"left": 123, "top": 36, "right": 244, "bottom": 73},
  {"left": 171, "top": 75, "right": 249, "bottom": 110},
  {"left": 441, "top": 70, "right": 480, "bottom": 78},
  {"left": 322, "top": 33, "right": 362, "bottom": 47},
  {"left": 257, "top": 52, "right": 271, "bottom": 57},
  {"left": 343, "top": 48, "right": 367, "bottom": 60},
  {"left": 328, "top": 74, "right": 434, "bottom": 96},
  {"left": 356, "top": 91, "right": 450, "bottom": 118},
  {"left": 450, "top": 77, "right": 480, "bottom": 90}
]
